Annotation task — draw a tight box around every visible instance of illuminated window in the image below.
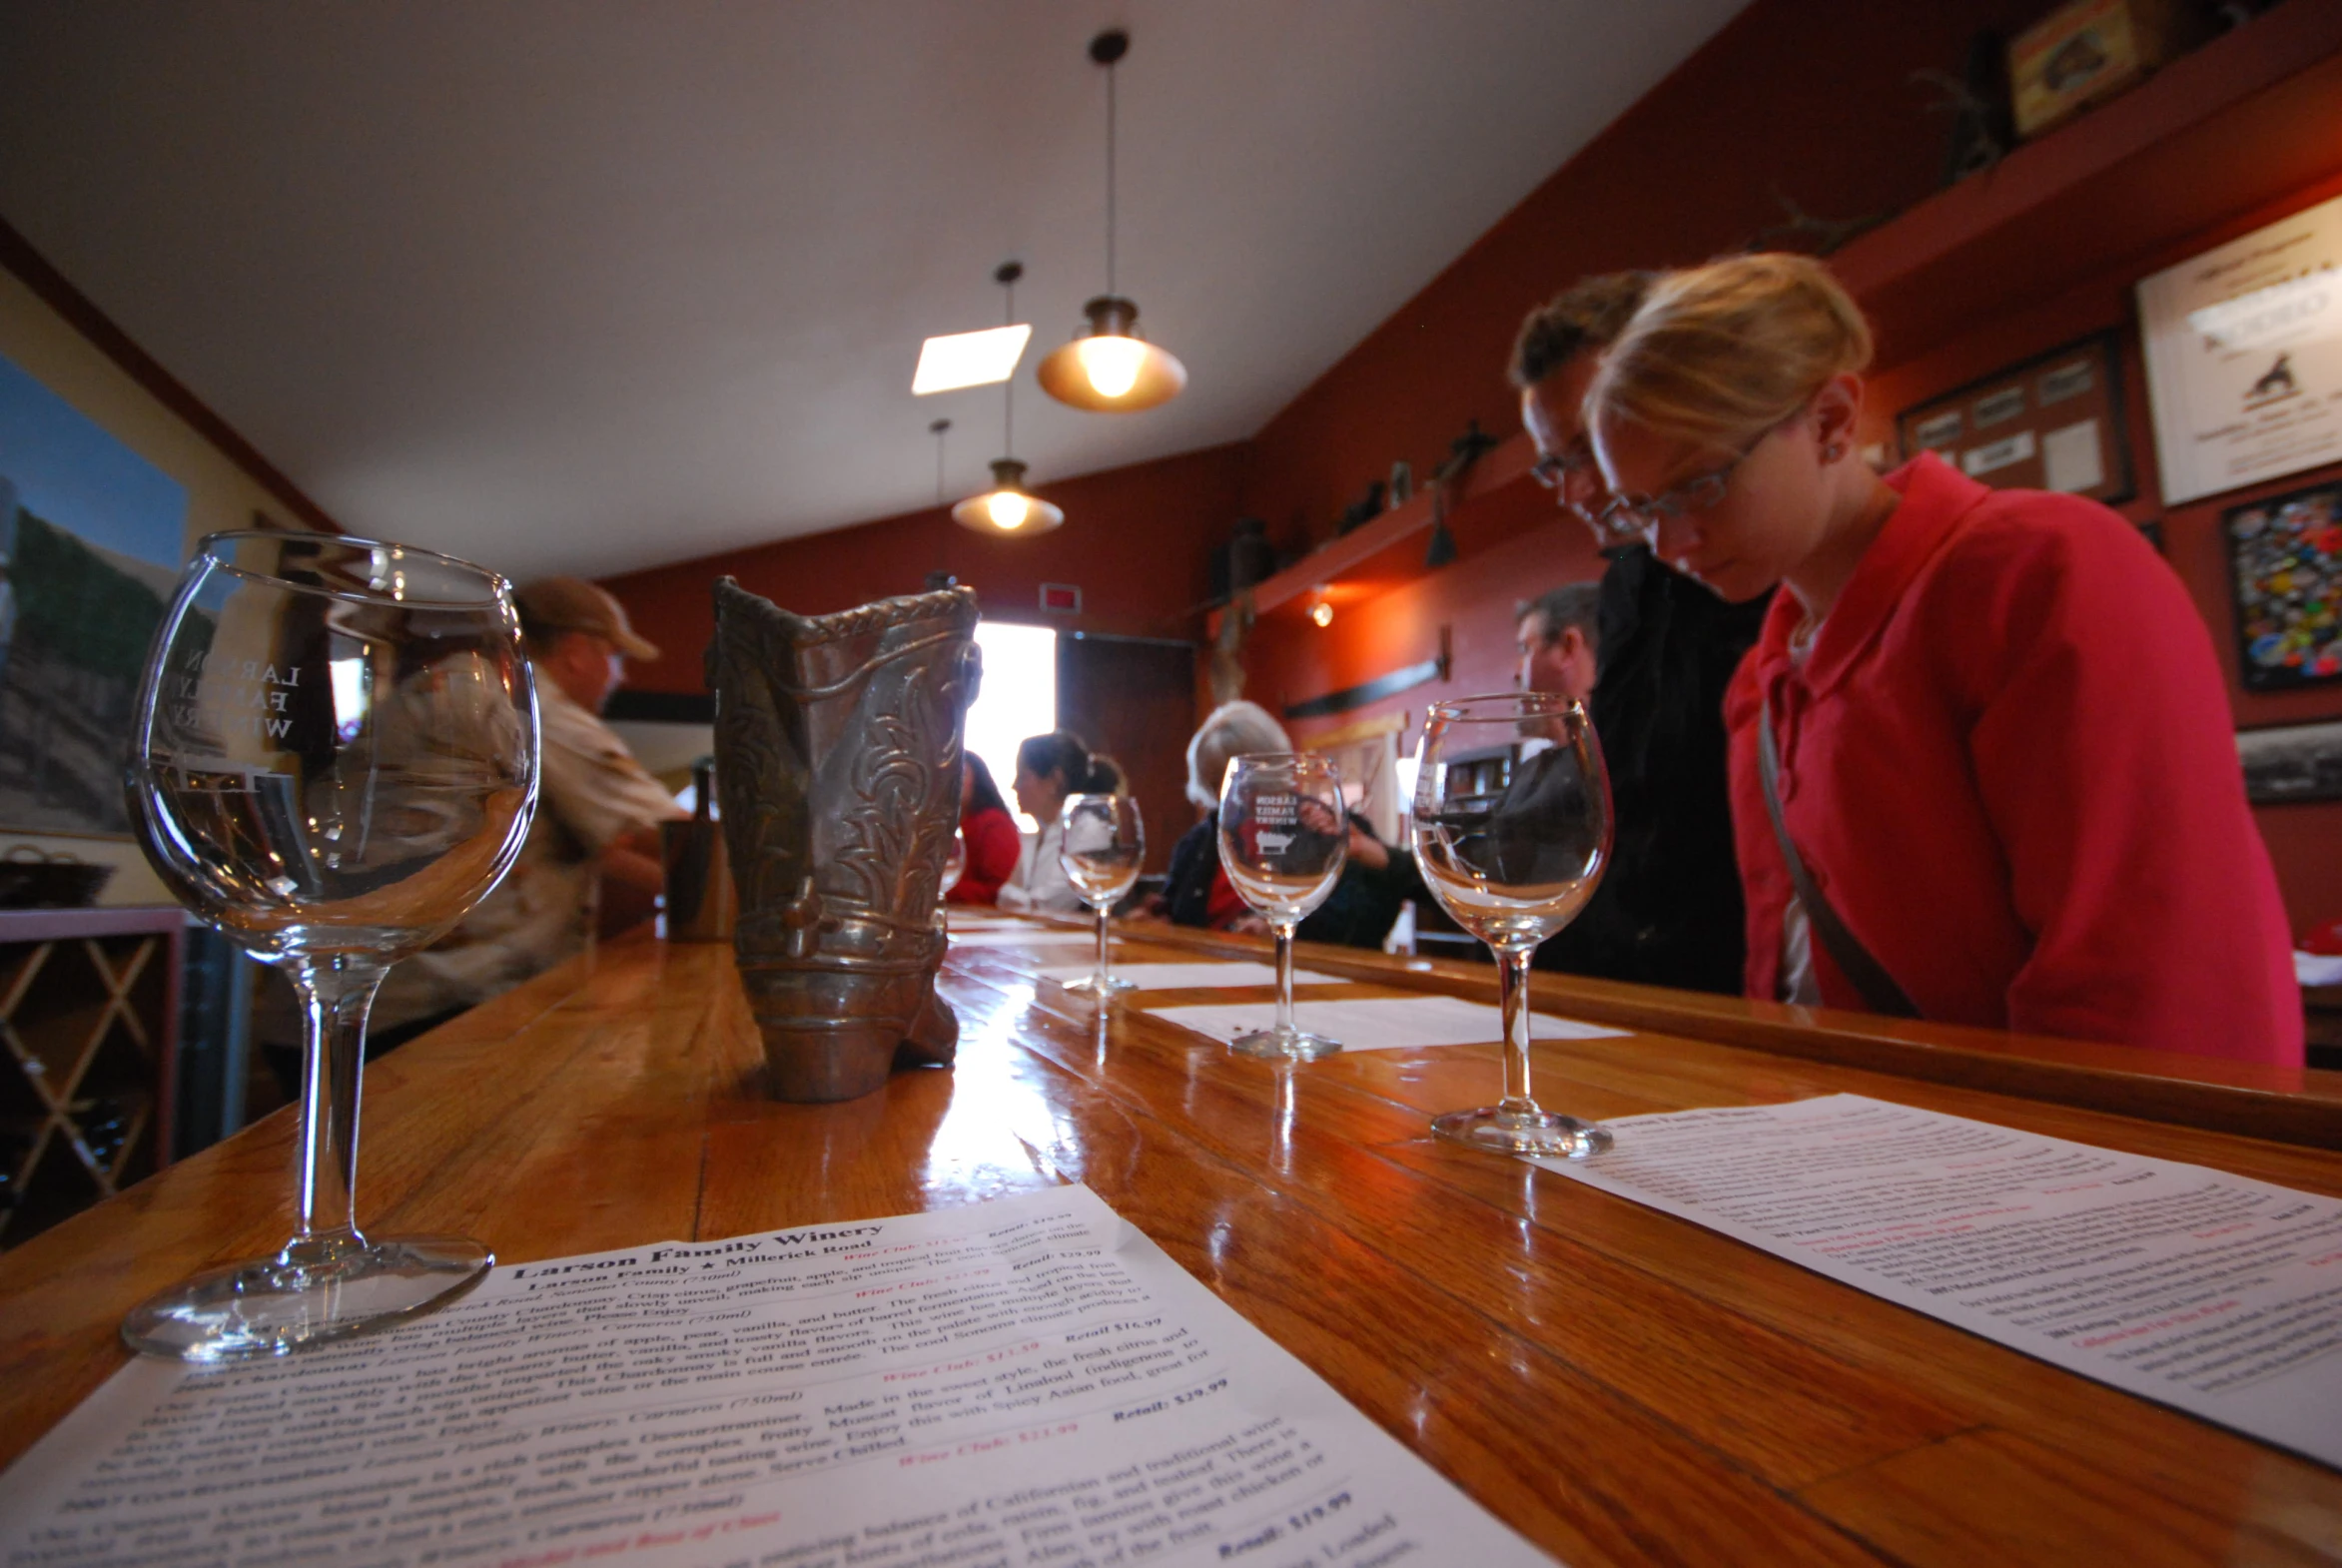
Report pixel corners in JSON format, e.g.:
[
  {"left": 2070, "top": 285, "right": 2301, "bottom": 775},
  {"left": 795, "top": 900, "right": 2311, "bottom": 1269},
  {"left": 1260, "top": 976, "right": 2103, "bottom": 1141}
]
[{"left": 966, "top": 622, "right": 1056, "bottom": 832}]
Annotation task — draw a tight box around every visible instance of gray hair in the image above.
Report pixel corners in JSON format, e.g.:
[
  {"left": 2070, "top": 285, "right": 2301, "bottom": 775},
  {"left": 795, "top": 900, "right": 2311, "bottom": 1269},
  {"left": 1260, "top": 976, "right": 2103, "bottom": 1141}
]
[
  {"left": 1186, "top": 699, "right": 1291, "bottom": 809},
  {"left": 1517, "top": 583, "right": 1601, "bottom": 654}
]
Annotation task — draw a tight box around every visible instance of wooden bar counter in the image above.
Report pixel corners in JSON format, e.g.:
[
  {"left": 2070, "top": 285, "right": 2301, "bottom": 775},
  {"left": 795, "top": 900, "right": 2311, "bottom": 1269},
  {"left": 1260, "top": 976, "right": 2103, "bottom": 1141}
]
[{"left": 4, "top": 917, "right": 2341, "bottom": 1564}]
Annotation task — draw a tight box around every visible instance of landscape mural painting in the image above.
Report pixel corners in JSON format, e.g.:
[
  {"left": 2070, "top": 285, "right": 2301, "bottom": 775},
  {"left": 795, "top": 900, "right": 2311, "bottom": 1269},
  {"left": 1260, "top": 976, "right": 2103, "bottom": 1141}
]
[{"left": 0, "top": 352, "right": 188, "bottom": 837}]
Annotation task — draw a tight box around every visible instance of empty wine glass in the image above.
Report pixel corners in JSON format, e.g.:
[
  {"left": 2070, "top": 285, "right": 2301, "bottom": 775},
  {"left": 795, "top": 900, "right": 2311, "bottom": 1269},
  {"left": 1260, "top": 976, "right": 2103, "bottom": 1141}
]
[
  {"left": 1218, "top": 753, "right": 1346, "bottom": 1059},
  {"left": 1412, "top": 692, "right": 1613, "bottom": 1158},
  {"left": 124, "top": 531, "right": 538, "bottom": 1359},
  {"left": 1059, "top": 792, "right": 1143, "bottom": 995}
]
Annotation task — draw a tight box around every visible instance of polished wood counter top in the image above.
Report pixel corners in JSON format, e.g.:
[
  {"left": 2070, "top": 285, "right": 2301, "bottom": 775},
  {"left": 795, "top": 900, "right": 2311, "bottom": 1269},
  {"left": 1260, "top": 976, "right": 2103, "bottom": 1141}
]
[{"left": 4, "top": 918, "right": 2340, "bottom": 1564}]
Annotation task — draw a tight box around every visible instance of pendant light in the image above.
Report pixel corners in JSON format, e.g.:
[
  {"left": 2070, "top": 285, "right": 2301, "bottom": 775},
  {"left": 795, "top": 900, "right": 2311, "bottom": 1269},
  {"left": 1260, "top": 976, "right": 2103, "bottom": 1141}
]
[
  {"left": 954, "top": 263, "right": 1066, "bottom": 536},
  {"left": 1037, "top": 30, "right": 1187, "bottom": 413}
]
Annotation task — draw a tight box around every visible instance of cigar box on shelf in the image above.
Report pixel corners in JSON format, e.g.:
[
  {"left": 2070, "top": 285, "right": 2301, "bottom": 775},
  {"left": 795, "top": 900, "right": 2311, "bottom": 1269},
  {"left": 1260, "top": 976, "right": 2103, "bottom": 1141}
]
[{"left": 2008, "top": 0, "right": 2208, "bottom": 140}]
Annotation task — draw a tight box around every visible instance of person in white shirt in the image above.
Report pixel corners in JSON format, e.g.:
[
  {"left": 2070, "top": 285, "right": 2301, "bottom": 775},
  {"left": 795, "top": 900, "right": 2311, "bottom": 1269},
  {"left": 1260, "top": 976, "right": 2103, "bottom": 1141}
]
[
  {"left": 262, "top": 576, "right": 686, "bottom": 1090},
  {"left": 997, "top": 730, "right": 1117, "bottom": 916},
  {"left": 368, "top": 576, "right": 685, "bottom": 1030}
]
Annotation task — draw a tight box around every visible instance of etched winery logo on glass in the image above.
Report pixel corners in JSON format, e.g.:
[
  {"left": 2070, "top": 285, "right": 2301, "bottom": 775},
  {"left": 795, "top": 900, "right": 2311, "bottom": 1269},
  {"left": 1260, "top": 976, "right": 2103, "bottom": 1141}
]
[{"left": 162, "top": 646, "right": 313, "bottom": 748}]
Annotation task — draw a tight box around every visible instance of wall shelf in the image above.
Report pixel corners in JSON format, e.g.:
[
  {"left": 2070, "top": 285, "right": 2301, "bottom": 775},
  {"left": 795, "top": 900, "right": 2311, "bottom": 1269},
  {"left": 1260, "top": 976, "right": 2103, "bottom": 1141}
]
[
  {"left": 1837, "top": 0, "right": 2342, "bottom": 367},
  {"left": 1240, "top": 434, "right": 1538, "bottom": 618},
  {"left": 1241, "top": 3, "right": 2342, "bottom": 633}
]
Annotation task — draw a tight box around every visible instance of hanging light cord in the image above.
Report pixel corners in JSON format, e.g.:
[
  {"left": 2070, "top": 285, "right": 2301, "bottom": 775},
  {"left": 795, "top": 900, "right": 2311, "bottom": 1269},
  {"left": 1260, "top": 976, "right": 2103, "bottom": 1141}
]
[
  {"left": 1003, "top": 271, "right": 1017, "bottom": 457},
  {"left": 1105, "top": 59, "right": 1118, "bottom": 298}
]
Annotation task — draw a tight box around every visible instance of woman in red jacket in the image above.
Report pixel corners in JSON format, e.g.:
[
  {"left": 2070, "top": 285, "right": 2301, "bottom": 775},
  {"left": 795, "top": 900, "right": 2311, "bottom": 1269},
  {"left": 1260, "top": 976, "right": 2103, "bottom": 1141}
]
[
  {"left": 1585, "top": 252, "right": 2300, "bottom": 1065},
  {"left": 947, "top": 755, "right": 1022, "bottom": 906}
]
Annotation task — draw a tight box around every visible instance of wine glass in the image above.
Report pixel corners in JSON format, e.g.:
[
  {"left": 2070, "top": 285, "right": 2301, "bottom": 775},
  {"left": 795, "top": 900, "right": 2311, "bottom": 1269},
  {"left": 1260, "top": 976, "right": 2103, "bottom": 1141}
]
[
  {"left": 1411, "top": 692, "right": 1612, "bottom": 1158},
  {"left": 123, "top": 531, "right": 538, "bottom": 1359},
  {"left": 1059, "top": 792, "right": 1143, "bottom": 995},
  {"left": 1217, "top": 753, "right": 1346, "bottom": 1059}
]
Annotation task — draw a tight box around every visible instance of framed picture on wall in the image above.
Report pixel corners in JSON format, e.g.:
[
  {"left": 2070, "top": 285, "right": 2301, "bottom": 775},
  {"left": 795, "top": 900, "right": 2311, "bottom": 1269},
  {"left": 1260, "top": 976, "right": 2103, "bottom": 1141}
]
[
  {"left": 2223, "top": 477, "right": 2342, "bottom": 691},
  {"left": 1895, "top": 332, "right": 2135, "bottom": 506},
  {"left": 2238, "top": 719, "right": 2342, "bottom": 805},
  {"left": 0, "top": 351, "right": 189, "bottom": 838},
  {"left": 2136, "top": 190, "right": 2342, "bottom": 507}
]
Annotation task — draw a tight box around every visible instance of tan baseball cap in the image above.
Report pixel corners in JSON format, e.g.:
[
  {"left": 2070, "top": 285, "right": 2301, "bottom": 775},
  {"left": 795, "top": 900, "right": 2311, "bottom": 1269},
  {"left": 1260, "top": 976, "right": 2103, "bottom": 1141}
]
[{"left": 512, "top": 576, "right": 661, "bottom": 661}]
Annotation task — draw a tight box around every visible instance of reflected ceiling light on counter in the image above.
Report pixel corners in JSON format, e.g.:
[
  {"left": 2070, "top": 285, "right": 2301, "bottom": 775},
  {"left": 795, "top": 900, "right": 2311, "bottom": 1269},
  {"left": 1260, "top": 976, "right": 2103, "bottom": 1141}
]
[
  {"left": 1036, "top": 30, "right": 1187, "bottom": 414},
  {"left": 912, "top": 324, "right": 1032, "bottom": 395},
  {"left": 954, "top": 263, "right": 1065, "bottom": 536}
]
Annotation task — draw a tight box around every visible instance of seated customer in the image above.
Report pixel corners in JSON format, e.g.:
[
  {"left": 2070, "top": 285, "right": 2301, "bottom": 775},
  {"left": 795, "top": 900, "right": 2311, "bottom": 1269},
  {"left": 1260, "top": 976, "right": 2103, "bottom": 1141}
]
[
  {"left": 998, "top": 730, "right": 1114, "bottom": 915},
  {"left": 262, "top": 576, "right": 685, "bottom": 1090},
  {"left": 1586, "top": 252, "right": 2300, "bottom": 1063},
  {"left": 1161, "top": 700, "right": 1420, "bottom": 948},
  {"left": 947, "top": 755, "right": 1021, "bottom": 905}
]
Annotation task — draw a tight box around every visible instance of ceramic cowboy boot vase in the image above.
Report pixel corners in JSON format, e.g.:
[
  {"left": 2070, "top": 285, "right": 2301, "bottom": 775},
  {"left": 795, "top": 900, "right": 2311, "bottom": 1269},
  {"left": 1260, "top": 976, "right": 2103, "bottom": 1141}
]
[{"left": 709, "top": 577, "right": 978, "bottom": 1101}]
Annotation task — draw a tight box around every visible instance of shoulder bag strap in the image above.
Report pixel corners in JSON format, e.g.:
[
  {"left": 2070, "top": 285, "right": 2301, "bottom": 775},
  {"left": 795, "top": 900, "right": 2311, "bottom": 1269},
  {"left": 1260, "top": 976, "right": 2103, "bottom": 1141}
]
[{"left": 1758, "top": 694, "right": 1920, "bottom": 1019}]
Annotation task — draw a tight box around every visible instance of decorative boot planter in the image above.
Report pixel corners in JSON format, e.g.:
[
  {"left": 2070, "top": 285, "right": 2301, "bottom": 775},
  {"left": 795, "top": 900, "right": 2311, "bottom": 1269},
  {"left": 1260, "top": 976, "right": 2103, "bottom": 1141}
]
[{"left": 709, "top": 578, "right": 977, "bottom": 1102}]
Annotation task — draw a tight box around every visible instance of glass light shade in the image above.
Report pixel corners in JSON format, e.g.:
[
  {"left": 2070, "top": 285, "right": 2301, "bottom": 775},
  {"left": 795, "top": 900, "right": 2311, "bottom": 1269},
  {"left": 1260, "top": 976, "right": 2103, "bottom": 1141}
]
[
  {"left": 952, "top": 457, "right": 1065, "bottom": 536},
  {"left": 1077, "top": 336, "right": 1147, "bottom": 397},
  {"left": 1037, "top": 297, "right": 1186, "bottom": 412}
]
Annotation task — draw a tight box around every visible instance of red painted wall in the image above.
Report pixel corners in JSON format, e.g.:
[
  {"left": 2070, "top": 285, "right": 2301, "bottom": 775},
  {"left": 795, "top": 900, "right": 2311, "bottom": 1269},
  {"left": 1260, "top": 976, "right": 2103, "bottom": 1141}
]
[
  {"left": 603, "top": 442, "right": 1249, "bottom": 696},
  {"left": 1244, "top": 483, "right": 1604, "bottom": 734},
  {"left": 1227, "top": 0, "right": 2342, "bottom": 937},
  {"left": 1236, "top": 0, "right": 2050, "bottom": 558}
]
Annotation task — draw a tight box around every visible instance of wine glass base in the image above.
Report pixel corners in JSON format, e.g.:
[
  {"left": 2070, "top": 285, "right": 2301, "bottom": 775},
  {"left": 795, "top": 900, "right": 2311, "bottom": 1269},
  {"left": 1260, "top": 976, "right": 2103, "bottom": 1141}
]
[
  {"left": 1060, "top": 975, "right": 1136, "bottom": 995},
  {"left": 122, "top": 1234, "right": 494, "bottom": 1362},
  {"left": 1229, "top": 1028, "right": 1341, "bottom": 1061},
  {"left": 1432, "top": 1107, "right": 1613, "bottom": 1159}
]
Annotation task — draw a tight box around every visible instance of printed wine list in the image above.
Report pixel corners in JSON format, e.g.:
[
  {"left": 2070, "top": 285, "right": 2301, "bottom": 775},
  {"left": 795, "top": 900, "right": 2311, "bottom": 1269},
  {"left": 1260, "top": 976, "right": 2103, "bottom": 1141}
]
[{"left": 0, "top": 1186, "right": 1549, "bottom": 1567}]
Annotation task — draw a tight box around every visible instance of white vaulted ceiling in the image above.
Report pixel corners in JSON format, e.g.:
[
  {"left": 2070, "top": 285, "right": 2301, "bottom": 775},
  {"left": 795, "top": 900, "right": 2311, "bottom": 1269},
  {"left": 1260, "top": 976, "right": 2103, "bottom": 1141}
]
[{"left": 0, "top": 1, "right": 1742, "bottom": 579}]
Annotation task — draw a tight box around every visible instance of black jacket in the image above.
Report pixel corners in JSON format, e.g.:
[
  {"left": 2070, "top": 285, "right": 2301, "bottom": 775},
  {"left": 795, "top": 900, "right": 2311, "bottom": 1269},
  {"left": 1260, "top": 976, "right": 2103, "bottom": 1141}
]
[
  {"left": 1534, "top": 545, "right": 1769, "bottom": 994},
  {"left": 1165, "top": 812, "right": 1422, "bottom": 949}
]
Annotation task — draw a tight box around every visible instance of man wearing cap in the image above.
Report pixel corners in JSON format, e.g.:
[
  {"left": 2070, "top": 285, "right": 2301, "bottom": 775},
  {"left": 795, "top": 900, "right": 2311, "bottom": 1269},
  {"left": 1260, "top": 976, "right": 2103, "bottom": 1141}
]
[{"left": 362, "top": 575, "right": 685, "bottom": 1040}]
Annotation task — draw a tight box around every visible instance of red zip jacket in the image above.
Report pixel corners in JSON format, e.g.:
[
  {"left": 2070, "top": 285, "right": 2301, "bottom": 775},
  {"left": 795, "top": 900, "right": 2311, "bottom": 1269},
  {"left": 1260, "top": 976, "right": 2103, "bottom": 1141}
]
[{"left": 1725, "top": 453, "right": 2301, "bottom": 1065}]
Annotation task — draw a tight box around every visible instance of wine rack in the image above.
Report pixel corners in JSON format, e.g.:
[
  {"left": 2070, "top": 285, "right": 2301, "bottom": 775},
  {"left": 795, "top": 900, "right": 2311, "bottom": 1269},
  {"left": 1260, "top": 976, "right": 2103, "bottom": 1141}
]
[{"left": 0, "top": 907, "right": 181, "bottom": 1247}]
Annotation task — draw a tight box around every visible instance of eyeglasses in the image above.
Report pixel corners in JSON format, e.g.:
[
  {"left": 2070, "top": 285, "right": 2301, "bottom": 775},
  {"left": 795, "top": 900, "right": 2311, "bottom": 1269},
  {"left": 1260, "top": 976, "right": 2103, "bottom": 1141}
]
[
  {"left": 1528, "top": 443, "right": 1593, "bottom": 490},
  {"left": 1590, "top": 423, "right": 1779, "bottom": 539},
  {"left": 1528, "top": 442, "right": 1650, "bottom": 544}
]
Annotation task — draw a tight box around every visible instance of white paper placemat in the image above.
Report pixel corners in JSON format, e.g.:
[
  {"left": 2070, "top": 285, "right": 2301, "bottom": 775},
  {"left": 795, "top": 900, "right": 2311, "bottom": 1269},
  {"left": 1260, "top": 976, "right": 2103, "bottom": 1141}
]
[
  {"left": 1151, "top": 993, "right": 1627, "bottom": 1051},
  {"left": 946, "top": 913, "right": 1028, "bottom": 931},
  {"left": 949, "top": 928, "right": 1110, "bottom": 948},
  {"left": 0, "top": 1186, "right": 1553, "bottom": 1565},
  {"left": 1037, "top": 961, "right": 1344, "bottom": 990},
  {"left": 1538, "top": 1095, "right": 2342, "bottom": 1470}
]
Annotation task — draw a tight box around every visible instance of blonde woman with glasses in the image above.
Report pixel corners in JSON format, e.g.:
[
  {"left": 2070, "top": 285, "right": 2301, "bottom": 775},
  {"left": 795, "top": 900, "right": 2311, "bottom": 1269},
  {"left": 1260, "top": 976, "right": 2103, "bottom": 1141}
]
[{"left": 1585, "top": 252, "right": 2299, "bottom": 1065}]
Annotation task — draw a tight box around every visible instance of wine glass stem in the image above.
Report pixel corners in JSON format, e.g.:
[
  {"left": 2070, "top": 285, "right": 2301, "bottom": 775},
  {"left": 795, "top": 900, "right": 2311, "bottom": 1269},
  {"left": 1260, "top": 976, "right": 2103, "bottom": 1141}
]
[
  {"left": 1273, "top": 921, "right": 1298, "bottom": 1035},
  {"left": 290, "top": 953, "right": 389, "bottom": 1252},
  {"left": 1094, "top": 904, "right": 1113, "bottom": 987},
  {"left": 1498, "top": 946, "right": 1538, "bottom": 1115}
]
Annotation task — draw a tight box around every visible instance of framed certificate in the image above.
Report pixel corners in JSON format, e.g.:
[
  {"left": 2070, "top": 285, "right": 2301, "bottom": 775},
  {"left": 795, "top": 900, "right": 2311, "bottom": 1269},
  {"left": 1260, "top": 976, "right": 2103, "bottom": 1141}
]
[
  {"left": 1895, "top": 332, "right": 2134, "bottom": 505},
  {"left": 2136, "top": 191, "right": 2342, "bottom": 506}
]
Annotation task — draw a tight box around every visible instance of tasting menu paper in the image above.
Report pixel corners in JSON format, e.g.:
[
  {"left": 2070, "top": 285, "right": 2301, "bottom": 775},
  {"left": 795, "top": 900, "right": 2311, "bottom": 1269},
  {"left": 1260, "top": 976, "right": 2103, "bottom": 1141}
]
[
  {"left": 1035, "top": 962, "right": 1345, "bottom": 992},
  {"left": 1151, "top": 994, "right": 1628, "bottom": 1054},
  {"left": 0, "top": 1186, "right": 1550, "bottom": 1568},
  {"left": 1539, "top": 1094, "right": 2342, "bottom": 1469},
  {"left": 944, "top": 929, "right": 1108, "bottom": 949}
]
